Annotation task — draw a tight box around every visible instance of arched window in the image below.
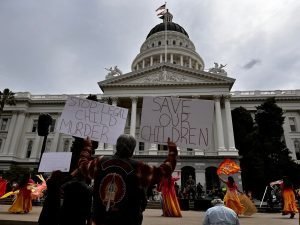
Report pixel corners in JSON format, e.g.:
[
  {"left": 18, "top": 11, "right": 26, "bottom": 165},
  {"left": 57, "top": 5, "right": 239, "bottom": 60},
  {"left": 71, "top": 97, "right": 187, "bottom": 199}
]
[
  {"left": 205, "top": 167, "right": 220, "bottom": 192},
  {"left": 0, "top": 139, "right": 3, "bottom": 152},
  {"left": 63, "top": 139, "right": 70, "bottom": 152},
  {"left": 294, "top": 139, "right": 300, "bottom": 160}
]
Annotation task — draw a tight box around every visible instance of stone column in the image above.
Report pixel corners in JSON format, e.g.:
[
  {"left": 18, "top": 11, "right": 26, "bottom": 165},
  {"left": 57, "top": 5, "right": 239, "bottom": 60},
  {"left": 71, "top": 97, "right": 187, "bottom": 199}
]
[
  {"left": 50, "top": 131, "right": 60, "bottom": 152},
  {"left": 130, "top": 97, "right": 137, "bottom": 137},
  {"left": 31, "top": 135, "right": 42, "bottom": 160},
  {"left": 3, "top": 113, "right": 18, "bottom": 155},
  {"left": 170, "top": 54, "right": 173, "bottom": 64},
  {"left": 224, "top": 95, "right": 237, "bottom": 152},
  {"left": 160, "top": 54, "right": 163, "bottom": 63},
  {"left": 180, "top": 56, "right": 183, "bottom": 66},
  {"left": 142, "top": 60, "right": 145, "bottom": 69},
  {"left": 189, "top": 57, "right": 192, "bottom": 68},
  {"left": 214, "top": 96, "right": 226, "bottom": 153},
  {"left": 106, "top": 97, "right": 118, "bottom": 153},
  {"left": 8, "top": 112, "right": 26, "bottom": 156},
  {"left": 150, "top": 56, "right": 153, "bottom": 66},
  {"left": 95, "top": 97, "right": 108, "bottom": 153}
]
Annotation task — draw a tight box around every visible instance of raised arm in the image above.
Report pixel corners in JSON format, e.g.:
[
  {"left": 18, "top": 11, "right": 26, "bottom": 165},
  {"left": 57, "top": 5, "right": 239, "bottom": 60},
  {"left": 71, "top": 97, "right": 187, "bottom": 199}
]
[
  {"left": 78, "top": 137, "right": 102, "bottom": 180},
  {"left": 137, "top": 138, "right": 178, "bottom": 187},
  {"left": 219, "top": 176, "right": 226, "bottom": 184}
]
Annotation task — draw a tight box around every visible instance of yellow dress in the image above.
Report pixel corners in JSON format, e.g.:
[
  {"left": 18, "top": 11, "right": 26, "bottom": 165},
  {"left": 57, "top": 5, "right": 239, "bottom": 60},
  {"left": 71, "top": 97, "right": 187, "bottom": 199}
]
[
  {"left": 282, "top": 188, "right": 298, "bottom": 214},
  {"left": 223, "top": 182, "right": 245, "bottom": 215},
  {"left": 9, "top": 181, "right": 33, "bottom": 214}
]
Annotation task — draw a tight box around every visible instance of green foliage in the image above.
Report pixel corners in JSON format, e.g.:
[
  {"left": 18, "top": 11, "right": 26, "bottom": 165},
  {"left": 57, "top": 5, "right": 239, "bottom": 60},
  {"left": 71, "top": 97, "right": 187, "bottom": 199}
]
[
  {"left": 0, "top": 88, "right": 16, "bottom": 117},
  {"left": 232, "top": 98, "right": 300, "bottom": 198}
]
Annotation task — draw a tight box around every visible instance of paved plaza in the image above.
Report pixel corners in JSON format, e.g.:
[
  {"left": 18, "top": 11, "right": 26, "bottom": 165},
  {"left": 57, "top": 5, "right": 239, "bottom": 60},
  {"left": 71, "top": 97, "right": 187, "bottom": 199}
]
[{"left": 0, "top": 205, "right": 298, "bottom": 225}]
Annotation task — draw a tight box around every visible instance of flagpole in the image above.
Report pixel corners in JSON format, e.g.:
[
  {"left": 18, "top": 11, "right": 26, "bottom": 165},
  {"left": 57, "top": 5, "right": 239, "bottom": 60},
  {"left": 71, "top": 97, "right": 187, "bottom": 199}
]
[{"left": 164, "top": 2, "right": 167, "bottom": 63}]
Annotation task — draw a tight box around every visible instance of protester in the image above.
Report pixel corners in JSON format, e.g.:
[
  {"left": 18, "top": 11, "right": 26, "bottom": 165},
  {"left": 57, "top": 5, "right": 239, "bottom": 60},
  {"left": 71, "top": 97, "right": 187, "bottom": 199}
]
[
  {"left": 8, "top": 173, "right": 34, "bottom": 214},
  {"left": 203, "top": 198, "right": 240, "bottom": 225},
  {"left": 77, "top": 134, "right": 178, "bottom": 225},
  {"left": 0, "top": 176, "right": 8, "bottom": 197},
  {"left": 38, "top": 170, "right": 64, "bottom": 225},
  {"left": 219, "top": 176, "right": 245, "bottom": 215},
  {"left": 158, "top": 176, "right": 182, "bottom": 217},
  {"left": 59, "top": 170, "right": 92, "bottom": 225},
  {"left": 281, "top": 176, "right": 298, "bottom": 219},
  {"left": 196, "top": 182, "right": 204, "bottom": 199}
]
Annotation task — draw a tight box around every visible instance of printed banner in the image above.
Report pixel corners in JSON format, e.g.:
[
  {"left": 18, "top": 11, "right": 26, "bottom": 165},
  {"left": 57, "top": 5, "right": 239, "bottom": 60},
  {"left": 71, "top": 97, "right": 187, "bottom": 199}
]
[
  {"left": 139, "top": 96, "right": 214, "bottom": 149},
  {"left": 56, "top": 96, "right": 128, "bottom": 144}
]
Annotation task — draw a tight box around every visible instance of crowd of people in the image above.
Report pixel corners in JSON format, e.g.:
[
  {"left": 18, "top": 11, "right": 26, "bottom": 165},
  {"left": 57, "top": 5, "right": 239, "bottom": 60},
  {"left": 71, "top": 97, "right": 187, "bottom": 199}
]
[{"left": 0, "top": 134, "right": 299, "bottom": 225}]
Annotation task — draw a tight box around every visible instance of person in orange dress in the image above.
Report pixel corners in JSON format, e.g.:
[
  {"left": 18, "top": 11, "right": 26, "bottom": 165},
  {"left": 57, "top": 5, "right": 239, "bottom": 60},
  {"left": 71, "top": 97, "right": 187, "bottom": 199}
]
[
  {"left": 219, "top": 176, "right": 245, "bottom": 215},
  {"left": 9, "top": 173, "right": 34, "bottom": 214},
  {"left": 158, "top": 176, "right": 182, "bottom": 217},
  {"left": 281, "top": 176, "right": 298, "bottom": 219}
]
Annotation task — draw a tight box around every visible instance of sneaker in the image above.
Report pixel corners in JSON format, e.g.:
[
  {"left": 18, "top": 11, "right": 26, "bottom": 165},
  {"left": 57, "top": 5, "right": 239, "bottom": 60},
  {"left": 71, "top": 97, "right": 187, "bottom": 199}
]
[{"left": 290, "top": 213, "right": 295, "bottom": 219}]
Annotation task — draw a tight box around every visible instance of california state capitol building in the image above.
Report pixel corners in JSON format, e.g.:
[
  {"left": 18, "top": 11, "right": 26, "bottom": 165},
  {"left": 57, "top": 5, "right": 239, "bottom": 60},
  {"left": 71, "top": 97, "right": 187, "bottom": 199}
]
[{"left": 0, "top": 11, "right": 299, "bottom": 191}]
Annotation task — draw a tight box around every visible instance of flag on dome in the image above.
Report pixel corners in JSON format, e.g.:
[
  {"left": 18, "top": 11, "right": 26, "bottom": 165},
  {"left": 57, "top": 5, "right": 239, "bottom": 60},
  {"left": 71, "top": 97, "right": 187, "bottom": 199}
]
[
  {"left": 156, "top": 3, "right": 167, "bottom": 17},
  {"left": 156, "top": 3, "right": 166, "bottom": 12},
  {"left": 217, "top": 159, "right": 240, "bottom": 175}
]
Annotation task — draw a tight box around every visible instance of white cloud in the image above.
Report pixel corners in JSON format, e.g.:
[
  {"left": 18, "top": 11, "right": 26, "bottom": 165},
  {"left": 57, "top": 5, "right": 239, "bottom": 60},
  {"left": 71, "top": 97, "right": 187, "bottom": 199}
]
[{"left": 0, "top": 0, "right": 299, "bottom": 94}]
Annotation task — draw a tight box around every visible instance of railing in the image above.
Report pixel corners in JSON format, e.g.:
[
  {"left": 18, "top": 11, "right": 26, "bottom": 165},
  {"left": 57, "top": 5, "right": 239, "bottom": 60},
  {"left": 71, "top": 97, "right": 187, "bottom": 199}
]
[{"left": 231, "top": 90, "right": 300, "bottom": 96}]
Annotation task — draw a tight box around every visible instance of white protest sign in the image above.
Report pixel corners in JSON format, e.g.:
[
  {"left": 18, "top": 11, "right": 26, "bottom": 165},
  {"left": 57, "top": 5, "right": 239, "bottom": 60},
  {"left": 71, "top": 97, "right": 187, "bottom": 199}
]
[
  {"left": 38, "top": 152, "right": 72, "bottom": 172},
  {"left": 56, "top": 96, "right": 128, "bottom": 144},
  {"left": 139, "top": 96, "right": 214, "bottom": 149}
]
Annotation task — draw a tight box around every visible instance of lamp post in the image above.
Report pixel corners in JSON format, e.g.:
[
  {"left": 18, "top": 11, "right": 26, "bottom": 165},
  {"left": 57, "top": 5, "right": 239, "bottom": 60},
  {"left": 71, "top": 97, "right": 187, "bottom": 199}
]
[{"left": 37, "top": 114, "right": 53, "bottom": 168}]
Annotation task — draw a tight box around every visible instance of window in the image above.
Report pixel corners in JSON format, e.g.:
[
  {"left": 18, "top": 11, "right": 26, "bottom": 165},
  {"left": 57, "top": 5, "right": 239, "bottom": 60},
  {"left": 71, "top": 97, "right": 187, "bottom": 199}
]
[
  {"left": 294, "top": 139, "right": 300, "bottom": 160},
  {"left": 45, "top": 139, "right": 52, "bottom": 152},
  {"left": 63, "top": 139, "right": 70, "bottom": 152},
  {"left": 173, "top": 40, "right": 176, "bottom": 45},
  {"left": 139, "top": 142, "right": 144, "bottom": 151},
  {"left": 289, "top": 117, "right": 297, "bottom": 132},
  {"left": 0, "top": 139, "right": 3, "bottom": 152},
  {"left": 158, "top": 41, "right": 161, "bottom": 46},
  {"left": 127, "top": 113, "right": 131, "bottom": 127},
  {"left": 32, "top": 119, "right": 38, "bottom": 132},
  {"left": 49, "top": 119, "right": 56, "bottom": 132},
  {"left": 0, "top": 118, "right": 8, "bottom": 131},
  {"left": 26, "top": 140, "right": 33, "bottom": 158},
  {"left": 158, "top": 144, "right": 168, "bottom": 151},
  {"left": 187, "top": 148, "right": 194, "bottom": 156}
]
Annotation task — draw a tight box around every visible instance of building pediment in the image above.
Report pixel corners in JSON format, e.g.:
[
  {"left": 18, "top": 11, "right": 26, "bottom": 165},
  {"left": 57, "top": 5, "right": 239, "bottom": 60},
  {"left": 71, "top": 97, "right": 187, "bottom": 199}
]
[{"left": 98, "top": 64, "right": 235, "bottom": 91}]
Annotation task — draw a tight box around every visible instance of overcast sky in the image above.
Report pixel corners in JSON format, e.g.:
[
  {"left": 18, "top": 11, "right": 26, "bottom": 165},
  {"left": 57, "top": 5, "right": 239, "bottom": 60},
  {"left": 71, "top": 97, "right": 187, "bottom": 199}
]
[{"left": 1, "top": 0, "right": 299, "bottom": 95}]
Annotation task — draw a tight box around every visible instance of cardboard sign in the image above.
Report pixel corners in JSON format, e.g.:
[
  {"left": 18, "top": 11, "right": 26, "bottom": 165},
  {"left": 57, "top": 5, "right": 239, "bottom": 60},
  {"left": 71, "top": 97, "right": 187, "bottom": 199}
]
[
  {"left": 38, "top": 152, "right": 72, "bottom": 172},
  {"left": 139, "top": 96, "right": 214, "bottom": 149},
  {"left": 56, "top": 96, "right": 128, "bottom": 144}
]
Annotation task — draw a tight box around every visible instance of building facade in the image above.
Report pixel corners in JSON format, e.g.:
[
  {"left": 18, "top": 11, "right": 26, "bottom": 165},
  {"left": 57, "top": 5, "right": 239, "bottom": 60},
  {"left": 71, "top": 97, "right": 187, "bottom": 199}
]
[{"left": 1, "top": 12, "right": 299, "bottom": 191}]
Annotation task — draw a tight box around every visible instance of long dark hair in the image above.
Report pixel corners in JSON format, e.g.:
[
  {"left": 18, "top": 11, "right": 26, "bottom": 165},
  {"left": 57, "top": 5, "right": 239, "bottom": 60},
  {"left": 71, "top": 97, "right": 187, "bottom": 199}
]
[
  {"left": 228, "top": 176, "right": 235, "bottom": 185},
  {"left": 18, "top": 173, "right": 31, "bottom": 188}
]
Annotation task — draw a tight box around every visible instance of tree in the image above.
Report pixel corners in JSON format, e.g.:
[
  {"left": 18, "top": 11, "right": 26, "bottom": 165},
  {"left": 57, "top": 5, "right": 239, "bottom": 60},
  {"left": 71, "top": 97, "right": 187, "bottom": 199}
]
[
  {"left": 255, "top": 98, "right": 297, "bottom": 186},
  {"left": 231, "top": 107, "right": 263, "bottom": 194},
  {"left": 0, "top": 88, "right": 16, "bottom": 117},
  {"left": 232, "top": 99, "right": 300, "bottom": 198}
]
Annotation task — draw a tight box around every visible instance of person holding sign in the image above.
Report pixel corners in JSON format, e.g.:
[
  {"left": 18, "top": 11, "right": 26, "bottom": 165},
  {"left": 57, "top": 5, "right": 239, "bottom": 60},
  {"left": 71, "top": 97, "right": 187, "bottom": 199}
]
[{"left": 77, "top": 134, "right": 178, "bottom": 225}]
